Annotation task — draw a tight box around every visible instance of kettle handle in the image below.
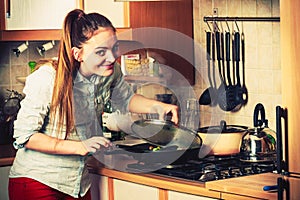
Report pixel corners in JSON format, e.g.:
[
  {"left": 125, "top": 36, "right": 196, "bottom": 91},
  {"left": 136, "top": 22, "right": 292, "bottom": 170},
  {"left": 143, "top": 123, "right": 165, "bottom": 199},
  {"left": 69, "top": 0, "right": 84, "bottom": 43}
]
[{"left": 253, "top": 103, "right": 266, "bottom": 127}]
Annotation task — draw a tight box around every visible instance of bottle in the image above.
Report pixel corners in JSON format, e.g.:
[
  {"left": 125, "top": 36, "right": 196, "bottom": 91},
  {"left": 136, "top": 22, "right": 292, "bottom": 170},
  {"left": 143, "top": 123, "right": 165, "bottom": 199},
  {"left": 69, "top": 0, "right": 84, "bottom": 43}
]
[
  {"left": 102, "top": 100, "right": 123, "bottom": 141},
  {"left": 28, "top": 61, "right": 37, "bottom": 73}
]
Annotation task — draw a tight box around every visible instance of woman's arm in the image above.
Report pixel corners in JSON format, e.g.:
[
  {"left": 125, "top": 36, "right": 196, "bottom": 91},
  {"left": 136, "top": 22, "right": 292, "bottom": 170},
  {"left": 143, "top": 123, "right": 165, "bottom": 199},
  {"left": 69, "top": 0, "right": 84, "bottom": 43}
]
[
  {"left": 25, "top": 133, "right": 111, "bottom": 156},
  {"left": 128, "top": 94, "right": 178, "bottom": 124}
]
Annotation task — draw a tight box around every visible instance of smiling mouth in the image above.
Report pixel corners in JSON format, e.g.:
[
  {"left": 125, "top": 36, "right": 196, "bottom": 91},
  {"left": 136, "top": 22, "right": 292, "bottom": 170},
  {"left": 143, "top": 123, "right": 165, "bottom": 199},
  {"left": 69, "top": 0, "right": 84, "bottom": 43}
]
[{"left": 100, "top": 64, "right": 114, "bottom": 69}]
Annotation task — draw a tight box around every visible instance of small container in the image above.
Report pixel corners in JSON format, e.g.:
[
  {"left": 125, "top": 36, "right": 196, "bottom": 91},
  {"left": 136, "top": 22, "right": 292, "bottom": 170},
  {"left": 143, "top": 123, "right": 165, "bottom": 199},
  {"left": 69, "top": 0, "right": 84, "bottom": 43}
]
[{"left": 153, "top": 62, "right": 160, "bottom": 77}]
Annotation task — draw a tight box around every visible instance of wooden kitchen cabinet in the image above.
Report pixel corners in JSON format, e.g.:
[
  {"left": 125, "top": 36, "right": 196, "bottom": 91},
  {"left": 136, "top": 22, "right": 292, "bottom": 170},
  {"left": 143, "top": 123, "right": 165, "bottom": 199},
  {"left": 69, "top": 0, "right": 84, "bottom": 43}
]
[
  {"left": 1, "top": 0, "right": 79, "bottom": 30},
  {"left": 0, "top": 166, "right": 11, "bottom": 200},
  {"left": 113, "top": 179, "right": 159, "bottom": 200},
  {"left": 90, "top": 174, "right": 109, "bottom": 200},
  {"left": 220, "top": 193, "right": 261, "bottom": 200},
  {"left": 83, "top": 0, "right": 129, "bottom": 28},
  {"left": 280, "top": 0, "right": 300, "bottom": 198},
  {"left": 129, "top": 0, "right": 195, "bottom": 85},
  {"left": 168, "top": 191, "right": 217, "bottom": 200},
  {"left": 89, "top": 173, "right": 220, "bottom": 200}
]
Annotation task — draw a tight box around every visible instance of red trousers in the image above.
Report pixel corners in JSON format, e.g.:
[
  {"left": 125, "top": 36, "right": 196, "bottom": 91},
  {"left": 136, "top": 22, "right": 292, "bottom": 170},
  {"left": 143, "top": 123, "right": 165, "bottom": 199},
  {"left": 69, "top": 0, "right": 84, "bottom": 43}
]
[{"left": 8, "top": 177, "right": 91, "bottom": 200}]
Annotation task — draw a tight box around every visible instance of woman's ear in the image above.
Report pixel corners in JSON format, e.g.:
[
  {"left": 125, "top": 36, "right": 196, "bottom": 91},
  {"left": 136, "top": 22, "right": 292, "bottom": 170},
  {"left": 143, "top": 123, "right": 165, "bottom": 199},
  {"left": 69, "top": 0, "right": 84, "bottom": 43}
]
[{"left": 72, "top": 47, "right": 82, "bottom": 62}]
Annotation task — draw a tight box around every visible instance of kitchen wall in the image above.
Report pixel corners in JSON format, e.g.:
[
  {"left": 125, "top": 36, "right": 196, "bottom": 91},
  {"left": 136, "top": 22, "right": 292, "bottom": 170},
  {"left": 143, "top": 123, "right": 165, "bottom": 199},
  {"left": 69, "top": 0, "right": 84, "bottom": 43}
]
[
  {"left": 0, "top": 41, "right": 59, "bottom": 93},
  {"left": 193, "top": 0, "right": 281, "bottom": 129},
  {"left": 0, "top": 0, "right": 281, "bottom": 130}
]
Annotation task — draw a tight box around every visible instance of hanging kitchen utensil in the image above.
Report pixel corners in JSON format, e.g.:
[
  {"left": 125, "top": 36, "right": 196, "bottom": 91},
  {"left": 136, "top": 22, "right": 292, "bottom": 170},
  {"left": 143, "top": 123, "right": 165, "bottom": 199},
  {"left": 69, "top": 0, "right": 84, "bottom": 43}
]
[
  {"left": 241, "top": 29, "right": 248, "bottom": 105},
  {"left": 215, "top": 30, "right": 227, "bottom": 106},
  {"left": 240, "top": 103, "right": 277, "bottom": 162},
  {"left": 199, "top": 31, "right": 214, "bottom": 105},
  {"left": 231, "top": 30, "right": 244, "bottom": 111},
  {"left": 218, "top": 30, "right": 236, "bottom": 111},
  {"left": 211, "top": 26, "right": 218, "bottom": 106}
]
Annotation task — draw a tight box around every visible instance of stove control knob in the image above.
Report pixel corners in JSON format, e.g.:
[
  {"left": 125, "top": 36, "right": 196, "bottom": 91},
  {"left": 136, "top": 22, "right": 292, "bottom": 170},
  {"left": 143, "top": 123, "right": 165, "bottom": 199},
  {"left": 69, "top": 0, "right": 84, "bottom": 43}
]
[
  {"left": 228, "top": 167, "right": 235, "bottom": 177},
  {"left": 251, "top": 165, "right": 259, "bottom": 174},
  {"left": 215, "top": 168, "right": 222, "bottom": 180}
]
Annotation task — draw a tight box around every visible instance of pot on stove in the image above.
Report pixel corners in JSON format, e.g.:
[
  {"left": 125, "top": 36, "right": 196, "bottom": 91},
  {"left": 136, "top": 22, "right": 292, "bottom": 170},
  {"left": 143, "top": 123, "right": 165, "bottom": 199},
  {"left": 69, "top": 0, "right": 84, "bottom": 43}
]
[
  {"left": 197, "top": 120, "right": 248, "bottom": 158},
  {"left": 0, "top": 89, "right": 24, "bottom": 144},
  {"left": 240, "top": 103, "right": 276, "bottom": 162}
]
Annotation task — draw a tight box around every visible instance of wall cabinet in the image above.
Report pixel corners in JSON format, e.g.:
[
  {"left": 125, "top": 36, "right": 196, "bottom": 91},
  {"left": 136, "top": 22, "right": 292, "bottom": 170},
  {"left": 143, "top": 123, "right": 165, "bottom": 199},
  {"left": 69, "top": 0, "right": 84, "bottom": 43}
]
[
  {"left": 129, "top": 0, "right": 195, "bottom": 85},
  {"left": 83, "top": 0, "right": 130, "bottom": 28},
  {"left": 2, "top": 0, "right": 79, "bottom": 30}
]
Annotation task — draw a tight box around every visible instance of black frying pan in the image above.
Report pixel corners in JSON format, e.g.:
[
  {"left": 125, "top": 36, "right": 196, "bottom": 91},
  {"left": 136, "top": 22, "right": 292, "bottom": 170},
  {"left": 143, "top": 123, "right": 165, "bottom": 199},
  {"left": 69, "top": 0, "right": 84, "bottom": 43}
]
[
  {"left": 104, "top": 119, "right": 202, "bottom": 167},
  {"left": 130, "top": 119, "right": 202, "bottom": 149}
]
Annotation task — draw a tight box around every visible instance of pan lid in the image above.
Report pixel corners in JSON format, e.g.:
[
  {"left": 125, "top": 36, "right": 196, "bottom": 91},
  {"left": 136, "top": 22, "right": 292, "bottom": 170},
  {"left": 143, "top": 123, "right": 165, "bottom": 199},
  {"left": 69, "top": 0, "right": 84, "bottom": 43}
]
[
  {"left": 131, "top": 119, "right": 202, "bottom": 149},
  {"left": 198, "top": 120, "right": 248, "bottom": 133}
]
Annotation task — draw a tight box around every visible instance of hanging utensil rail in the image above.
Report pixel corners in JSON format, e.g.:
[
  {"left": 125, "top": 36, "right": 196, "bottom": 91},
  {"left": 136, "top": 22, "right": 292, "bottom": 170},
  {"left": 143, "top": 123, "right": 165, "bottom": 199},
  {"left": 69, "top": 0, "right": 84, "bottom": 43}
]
[{"left": 203, "top": 16, "right": 280, "bottom": 22}]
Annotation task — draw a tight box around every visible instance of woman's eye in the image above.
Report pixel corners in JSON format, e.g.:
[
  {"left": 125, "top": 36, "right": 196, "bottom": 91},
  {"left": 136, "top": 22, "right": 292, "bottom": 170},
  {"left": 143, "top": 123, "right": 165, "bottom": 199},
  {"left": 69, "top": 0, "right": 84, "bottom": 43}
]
[{"left": 96, "top": 49, "right": 106, "bottom": 56}]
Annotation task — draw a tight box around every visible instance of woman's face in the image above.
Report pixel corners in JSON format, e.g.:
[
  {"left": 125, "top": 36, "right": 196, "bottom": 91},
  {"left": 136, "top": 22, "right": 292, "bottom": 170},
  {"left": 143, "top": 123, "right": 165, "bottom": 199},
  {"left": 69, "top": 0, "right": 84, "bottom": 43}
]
[{"left": 73, "top": 27, "right": 119, "bottom": 77}]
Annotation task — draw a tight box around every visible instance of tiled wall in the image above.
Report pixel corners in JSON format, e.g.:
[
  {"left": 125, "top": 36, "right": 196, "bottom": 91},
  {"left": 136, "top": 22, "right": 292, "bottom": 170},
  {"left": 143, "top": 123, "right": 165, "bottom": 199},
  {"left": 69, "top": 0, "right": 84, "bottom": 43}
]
[
  {"left": 193, "top": 0, "right": 281, "bottom": 129},
  {"left": 0, "top": 41, "right": 59, "bottom": 93}
]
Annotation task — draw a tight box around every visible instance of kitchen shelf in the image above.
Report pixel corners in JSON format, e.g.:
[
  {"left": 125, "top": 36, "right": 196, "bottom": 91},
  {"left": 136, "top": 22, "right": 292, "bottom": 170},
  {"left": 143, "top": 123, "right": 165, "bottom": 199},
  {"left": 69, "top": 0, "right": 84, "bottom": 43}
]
[
  {"left": 203, "top": 16, "right": 280, "bottom": 22},
  {"left": 0, "top": 28, "right": 131, "bottom": 41},
  {"left": 124, "top": 75, "right": 167, "bottom": 84}
]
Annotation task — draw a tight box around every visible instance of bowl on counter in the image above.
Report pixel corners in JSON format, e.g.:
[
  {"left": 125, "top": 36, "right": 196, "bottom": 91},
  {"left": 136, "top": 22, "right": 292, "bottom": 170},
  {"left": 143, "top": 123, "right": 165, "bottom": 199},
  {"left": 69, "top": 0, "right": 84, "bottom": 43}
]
[{"left": 16, "top": 76, "right": 27, "bottom": 84}]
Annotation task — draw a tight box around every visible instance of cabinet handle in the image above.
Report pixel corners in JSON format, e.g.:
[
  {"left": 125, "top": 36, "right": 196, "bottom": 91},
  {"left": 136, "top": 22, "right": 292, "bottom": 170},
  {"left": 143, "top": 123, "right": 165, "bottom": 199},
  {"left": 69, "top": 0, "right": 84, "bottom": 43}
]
[
  {"left": 6, "top": 0, "right": 11, "bottom": 18},
  {"left": 276, "top": 106, "right": 288, "bottom": 174}
]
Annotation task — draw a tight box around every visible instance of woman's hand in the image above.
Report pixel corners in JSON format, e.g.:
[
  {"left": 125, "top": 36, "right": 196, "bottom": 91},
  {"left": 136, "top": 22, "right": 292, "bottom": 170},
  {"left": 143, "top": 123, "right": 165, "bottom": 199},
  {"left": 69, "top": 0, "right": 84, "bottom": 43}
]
[
  {"left": 25, "top": 133, "right": 112, "bottom": 156},
  {"left": 80, "top": 136, "right": 112, "bottom": 156},
  {"left": 129, "top": 94, "right": 179, "bottom": 124},
  {"left": 150, "top": 103, "right": 179, "bottom": 124}
]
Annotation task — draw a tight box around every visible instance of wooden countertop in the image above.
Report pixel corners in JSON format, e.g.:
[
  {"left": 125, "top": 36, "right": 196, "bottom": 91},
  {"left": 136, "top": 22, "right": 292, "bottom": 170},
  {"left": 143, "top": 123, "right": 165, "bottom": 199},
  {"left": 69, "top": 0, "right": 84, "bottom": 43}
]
[
  {"left": 87, "top": 156, "right": 221, "bottom": 198},
  {"left": 87, "top": 156, "right": 281, "bottom": 199},
  {"left": 0, "top": 144, "right": 16, "bottom": 167},
  {"left": 206, "top": 173, "right": 281, "bottom": 199}
]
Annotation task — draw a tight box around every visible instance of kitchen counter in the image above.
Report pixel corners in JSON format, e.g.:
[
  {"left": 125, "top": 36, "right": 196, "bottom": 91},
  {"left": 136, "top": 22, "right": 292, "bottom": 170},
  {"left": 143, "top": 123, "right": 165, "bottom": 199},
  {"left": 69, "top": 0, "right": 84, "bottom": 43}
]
[
  {"left": 87, "top": 156, "right": 281, "bottom": 199},
  {"left": 206, "top": 173, "right": 280, "bottom": 199},
  {"left": 0, "top": 144, "right": 16, "bottom": 167},
  {"left": 87, "top": 156, "right": 221, "bottom": 199}
]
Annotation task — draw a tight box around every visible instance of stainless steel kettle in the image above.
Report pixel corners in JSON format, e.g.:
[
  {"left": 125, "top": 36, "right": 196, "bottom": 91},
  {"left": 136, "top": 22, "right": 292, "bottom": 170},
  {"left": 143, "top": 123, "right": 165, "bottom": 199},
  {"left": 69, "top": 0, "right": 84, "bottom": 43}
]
[{"left": 240, "top": 103, "right": 276, "bottom": 162}]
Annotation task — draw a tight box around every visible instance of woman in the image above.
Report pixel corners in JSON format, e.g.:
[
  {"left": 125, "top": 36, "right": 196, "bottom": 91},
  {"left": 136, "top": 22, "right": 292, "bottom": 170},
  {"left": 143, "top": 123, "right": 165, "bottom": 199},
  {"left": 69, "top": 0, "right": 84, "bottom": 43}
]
[{"left": 8, "top": 9, "right": 178, "bottom": 200}]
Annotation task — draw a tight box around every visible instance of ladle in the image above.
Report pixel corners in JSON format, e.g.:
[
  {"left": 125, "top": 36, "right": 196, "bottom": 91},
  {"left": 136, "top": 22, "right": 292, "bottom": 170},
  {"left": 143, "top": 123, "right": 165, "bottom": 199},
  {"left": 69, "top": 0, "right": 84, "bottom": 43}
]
[
  {"left": 199, "top": 31, "right": 214, "bottom": 105},
  {"left": 241, "top": 31, "right": 248, "bottom": 105}
]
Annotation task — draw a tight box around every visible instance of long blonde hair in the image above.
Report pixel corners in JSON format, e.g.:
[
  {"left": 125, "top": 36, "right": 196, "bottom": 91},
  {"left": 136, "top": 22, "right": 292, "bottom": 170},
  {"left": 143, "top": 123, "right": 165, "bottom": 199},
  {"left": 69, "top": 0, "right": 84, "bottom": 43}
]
[{"left": 51, "top": 9, "right": 116, "bottom": 136}]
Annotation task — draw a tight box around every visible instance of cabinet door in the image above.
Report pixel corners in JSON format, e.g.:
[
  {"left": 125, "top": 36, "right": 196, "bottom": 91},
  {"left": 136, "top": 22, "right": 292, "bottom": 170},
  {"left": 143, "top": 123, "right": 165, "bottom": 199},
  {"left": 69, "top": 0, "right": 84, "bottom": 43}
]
[
  {"left": 0, "top": 166, "right": 11, "bottom": 200},
  {"left": 4, "top": 0, "right": 78, "bottom": 30},
  {"left": 90, "top": 174, "right": 109, "bottom": 200},
  {"left": 168, "top": 190, "right": 218, "bottom": 200},
  {"left": 113, "top": 179, "right": 158, "bottom": 200},
  {"left": 83, "top": 0, "right": 129, "bottom": 28}
]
